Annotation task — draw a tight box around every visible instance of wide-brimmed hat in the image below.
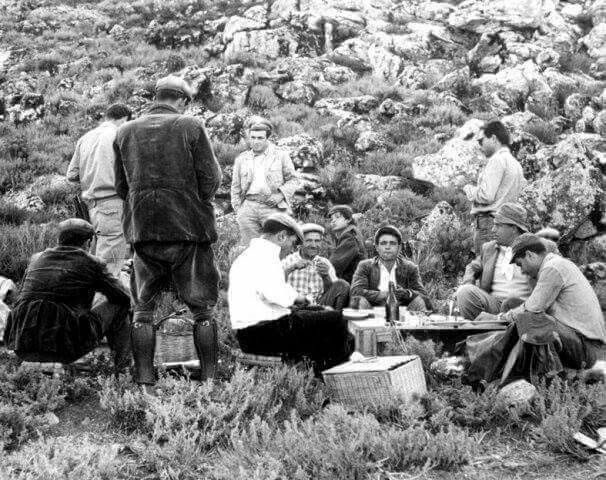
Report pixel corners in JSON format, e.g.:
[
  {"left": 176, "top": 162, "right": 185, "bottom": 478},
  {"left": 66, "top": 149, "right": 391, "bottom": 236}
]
[
  {"left": 263, "top": 213, "right": 304, "bottom": 243},
  {"left": 374, "top": 225, "right": 402, "bottom": 245},
  {"left": 493, "top": 203, "right": 528, "bottom": 232},
  {"left": 155, "top": 75, "right": 194, "bottom": 100}
]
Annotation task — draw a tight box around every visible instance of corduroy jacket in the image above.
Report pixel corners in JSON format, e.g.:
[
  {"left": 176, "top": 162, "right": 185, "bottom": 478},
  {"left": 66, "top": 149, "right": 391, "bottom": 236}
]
[
  {"left": 114, "top": 104, "right": 222, "bottom": 244},
  {"left": 351, "top": 255, "right": 429, "bottom": 307}
]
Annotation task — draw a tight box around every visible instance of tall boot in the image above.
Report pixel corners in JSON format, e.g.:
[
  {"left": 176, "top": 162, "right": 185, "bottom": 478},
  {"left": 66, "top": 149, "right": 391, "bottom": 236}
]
[
  {"left": 109, "top": 307, "right": 132, "bottom": 375},
  {"left": 193, "top": 318, "right": 217, "bottom": 381},
  {"left": 131, "top": 312, "right": 156, "bottom": 385}
]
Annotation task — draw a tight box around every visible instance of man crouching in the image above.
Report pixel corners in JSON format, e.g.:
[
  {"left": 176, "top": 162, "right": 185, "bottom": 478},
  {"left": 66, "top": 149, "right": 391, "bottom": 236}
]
[
  {"left": 3, "top": 219, "right": 131, "bottom": 373},
  {"left": 228, "top": 213, "right": 354, "bottom": 374}
]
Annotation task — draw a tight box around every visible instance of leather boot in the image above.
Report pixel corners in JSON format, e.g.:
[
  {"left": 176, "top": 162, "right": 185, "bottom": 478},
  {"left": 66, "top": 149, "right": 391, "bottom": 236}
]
[
  {"left": 109, "top": 307, "right": 132, "bottom": 375},
  {"left": 131, "top": 312, "right": 156, "bottom": 385},
  {"left": 193, "top": 318, "right": 217, "bottom": 381}
]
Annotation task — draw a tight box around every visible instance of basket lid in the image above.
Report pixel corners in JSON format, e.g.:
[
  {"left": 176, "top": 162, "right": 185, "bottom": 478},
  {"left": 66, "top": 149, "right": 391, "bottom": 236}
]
[{"left": 322, "top": 355, "right": 419, "bottom": 374}]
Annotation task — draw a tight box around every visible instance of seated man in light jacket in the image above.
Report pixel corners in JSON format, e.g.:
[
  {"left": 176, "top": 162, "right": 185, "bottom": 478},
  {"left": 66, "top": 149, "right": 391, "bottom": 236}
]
[
  {"left": 350, "top": 225, "right": 431, "bottom": 311},
  {"left": 228, "top": 213, "right": 354, "bottom": 374}
]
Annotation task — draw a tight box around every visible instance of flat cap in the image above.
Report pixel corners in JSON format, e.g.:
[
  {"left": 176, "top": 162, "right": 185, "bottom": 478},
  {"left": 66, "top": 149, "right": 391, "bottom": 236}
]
[
  {"left": 374, "top": 225, "right": 402, "bottom": 244},
  {"left": 58, "top": 218, "right": 95, "bottom": 238},
  {"left": 510, "top": 233, "right": 546, "bottom": 263},
  {"left": 263, "top": 213, "right": 304, "bottom": 243},
  {"left": 301, "top": 223, "right": 325, "bottom": 235},
  {"left": 245, "top": 115, "right": 273, "bottom": 134},
  {"left": 328, "top": 205, "right": 354, "bottom": 220},
  {"left": 493, "top": 202, "right": 528, "bottom": 232},
  {"left": 155, "top": 75, "right": 194, "bottom": 100}
]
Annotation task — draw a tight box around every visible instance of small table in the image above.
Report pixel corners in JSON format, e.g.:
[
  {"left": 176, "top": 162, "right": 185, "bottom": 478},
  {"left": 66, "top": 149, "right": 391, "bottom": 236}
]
[{"left": 346, "top": 308, "right": 507, "bottom": 356}]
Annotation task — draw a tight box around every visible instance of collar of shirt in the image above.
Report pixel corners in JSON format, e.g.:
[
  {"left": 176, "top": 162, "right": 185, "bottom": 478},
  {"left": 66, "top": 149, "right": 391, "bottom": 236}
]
[{"left": 249, "top": 237, "right": 281, "bottom": 259}]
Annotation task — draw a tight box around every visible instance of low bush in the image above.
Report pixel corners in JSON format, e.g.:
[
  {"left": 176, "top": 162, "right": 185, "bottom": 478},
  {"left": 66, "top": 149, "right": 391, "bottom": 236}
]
[
  {"left": 327, "top": 74, "right": 407, "bottom": 102},
  {"left": 524, "top": 120, "right": 559, "bottom": 144},
  {"left": 212, "top": 140, "right": 247, "bottom": 168},
  {"left": 319, "top": 166, "right": 364, "bottom": 205},
  {"left": 246, "top": 85, "right": 280, "bottom": 111},
  {"left": 415, "top": 104, "right": 467, "bottom": 130},
  {"left": 0, "top": 223, "right": 58, "bottom": 281}
]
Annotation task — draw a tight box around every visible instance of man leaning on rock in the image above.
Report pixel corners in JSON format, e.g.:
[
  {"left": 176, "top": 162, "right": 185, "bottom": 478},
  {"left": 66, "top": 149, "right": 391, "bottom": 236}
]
[
  {"left": 230, "top": 117, "right": 299, "bottom": 246},
  {"left": 463, "top": 120, "right": 526, "bottom": 254},
  {"left": 113, "top": 75, "right": 222, "bottom": 388}
]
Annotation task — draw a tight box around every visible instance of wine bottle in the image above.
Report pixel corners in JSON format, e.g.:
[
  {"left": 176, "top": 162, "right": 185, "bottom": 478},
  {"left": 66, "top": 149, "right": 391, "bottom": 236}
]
[{"left": 385, "top": 281, "right": 399, "bottom": 324}]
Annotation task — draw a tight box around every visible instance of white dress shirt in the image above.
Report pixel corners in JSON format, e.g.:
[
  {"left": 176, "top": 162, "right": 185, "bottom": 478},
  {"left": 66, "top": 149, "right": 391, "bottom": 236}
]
[
  {"left": 228, "top": 238, "right": 299, "bottom": 330},
  {"left": 377, "top": 261, "right": 397, "bottom": 293},
  {"left": 491, "top": 246, "right": 532, "bottom": 300}
]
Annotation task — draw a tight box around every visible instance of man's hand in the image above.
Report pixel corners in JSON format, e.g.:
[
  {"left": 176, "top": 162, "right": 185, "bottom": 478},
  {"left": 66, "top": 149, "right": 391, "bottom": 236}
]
[
  {"left": 395, "top": 286, "right": 413, "bottom": 303},
  {"left": 121, "top": 259, "right": 134, "bottom": 275},
  {"left": 377, "top": 291, "right": 388, "bottom": 302},
  {"left": 474, "top": 312, "right": 498, "bottom": 322},
  {"left": 313, "top": 257, "right": 330, "bottom": 276},
  {"left": 288, "top": 258, "right": 310, "bottom": 273},
  {"left": 264, "top": 192, "right": 284, "bottom": 207}
]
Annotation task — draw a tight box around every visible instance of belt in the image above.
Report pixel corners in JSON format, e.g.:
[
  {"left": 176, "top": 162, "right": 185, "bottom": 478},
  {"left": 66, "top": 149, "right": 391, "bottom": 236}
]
[{"left": 245, "top": 194, "right": 266, "bottom": 203}]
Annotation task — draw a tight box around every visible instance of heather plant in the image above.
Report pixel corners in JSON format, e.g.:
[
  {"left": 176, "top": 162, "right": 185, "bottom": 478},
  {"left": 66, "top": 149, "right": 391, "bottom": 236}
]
[
  {"left": 247, "top": 85, "right": 281, "bottom": 111},
  {"left": 0, "top": 223, "right": 58, "bottom": 281},
  {"left": 524, "top": 120, "right": 559, "bottom": 144}
]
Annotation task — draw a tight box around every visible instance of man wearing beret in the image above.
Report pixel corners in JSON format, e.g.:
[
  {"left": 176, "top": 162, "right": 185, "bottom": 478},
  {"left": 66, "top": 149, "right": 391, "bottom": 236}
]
[
  {"left": 351, "top": 225, "right": 431, "bottom": 311},
  {"left": 463, "top": 233, "right": 606, "bottom": 385},
  {"left": 67, "top": 104, "right": 132, "bottom": 277},
  {"left": 3, "top": 219, "right": 131, "bottom": 372},
  {"left": 231, "top": 117, "right": 299, "bottom": 246},
  {"left": 282, "top": 223, "right": 350, "bottom": 310},
  {"left": 114, "top": 75, "right": 222, "bottom": 387},
  {"left": 456, "top": 203, "right": 534, "bottom": 320},
  {"left": 229, "top": 214, "right": 354, "bottom": 374}
]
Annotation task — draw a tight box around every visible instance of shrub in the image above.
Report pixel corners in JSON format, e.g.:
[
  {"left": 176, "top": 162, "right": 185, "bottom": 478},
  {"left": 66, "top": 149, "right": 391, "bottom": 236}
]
[
  {"left": 558, "top": 49, "right": 593, "bottom": 74},
  {"left": 246, "top": 85, "right": 280, "bottom": 111},
  {"left": 319, "top": 166, "right": 364, "bottom": 205},
  {"left": 383, "top": 118, "right": 423, "bottom": 146},
  {"left": 328, "top": 74, "right": 407, "bottom": 102},
  {"left": 225, "top": 51, "right": 274, "bottom": 69},
  {"left": 414, "top": 104, "right": 467, "bottom": 130},
  {"left": 212, "top": 140, "right": 247, "bottom": 168},
  {"left": 0, "top": 223, "right": 58, "bottom": 281},
  {"left": 524, "top": 120, "right": 558, "bottom": 145}
]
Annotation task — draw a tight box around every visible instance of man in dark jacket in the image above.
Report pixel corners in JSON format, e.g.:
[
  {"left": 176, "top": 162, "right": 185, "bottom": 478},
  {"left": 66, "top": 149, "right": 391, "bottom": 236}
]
[
  {"left": 328, "top": 205, "right": 367, "bottom": 284},
  {"left": 113, "top": 75, "right": 222, "bottom": 386},
  {"left": 3, "top": 219, "right": 131, "bottom": 372},
  {"left": 351, "top": 225, "right": 431, "bottom": 310}
]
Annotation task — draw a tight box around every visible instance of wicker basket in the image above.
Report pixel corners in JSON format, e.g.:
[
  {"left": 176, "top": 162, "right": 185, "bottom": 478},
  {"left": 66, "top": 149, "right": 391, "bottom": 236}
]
[
  {"left": 322, "top": 355, "right": 427, "bottom": 408},
  {"left": 154, "top": 315, "right": 197, "bottom": 365}
]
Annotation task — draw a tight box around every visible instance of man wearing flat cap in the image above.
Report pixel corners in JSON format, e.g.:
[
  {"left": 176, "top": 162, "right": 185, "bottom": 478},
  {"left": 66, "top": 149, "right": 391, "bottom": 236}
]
[
  {"left": 462, "top": 233, "right": 606, "bottom": 386},
  {"left": 3, "top": 219, "right": 131, "bottom": 372},
  {"left": 231, "top": 116, "right": 299, "bottom": 246},
  {"left": 282, "top": 223, "right": 350, "bottom": 310},
  {"left": 114, "top": 75, "right": 222, "bottom": 387},
  {"left": 228, "top": 213, "right": 354, "bottom": 374},
  {"left": 351, "top": 225, "right": 431, "bottom": 311},
  {"left": 456, "top": 203, "right": 534, "bottom": 320}
]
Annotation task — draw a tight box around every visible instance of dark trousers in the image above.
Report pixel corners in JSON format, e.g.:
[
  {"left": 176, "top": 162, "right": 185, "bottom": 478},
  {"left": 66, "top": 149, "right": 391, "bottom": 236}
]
[
  {"left": 473, "top": 213, "right": 495, "bottom": 255},
  {"left": 235, "top": 309, "right": 354, "bottom": 373},
  {"left": 132, "top": 241, "right": 219, "bottom": 321},
  {"left": 463, "top": 311, "right": 601, "bottom": 386},
  {"left": 317, "top": 279, "right": 350, "bottom": 310}
]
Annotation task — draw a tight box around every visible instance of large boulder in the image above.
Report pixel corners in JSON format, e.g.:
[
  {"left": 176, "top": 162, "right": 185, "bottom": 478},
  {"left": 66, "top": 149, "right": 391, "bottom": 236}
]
[
  {"left": 581, "top": 23, "right": 606, "bottom": 61},
  {"left": 354, "top": 129, "right": 389, "bottom": 152},
  {"left": 223, "top": 16, "right": 266, "bottom": 43},
  {"left": 447, "top": 0, "right": 554, "bottom": 33},
  {"left": 276, "top": 81, "right": 319, "bottom": 105},
  {"left": 276, "top": 134, "right": 324, "bottom": 169},
  {"left": 412, "top": 119, "right": 485, "bottom": 188},
  {"left": 520, "top": 136, "right": 603, "bottom": 234},
  {"left": 224, "top": 27, "right": 298, "bottom": 60},
  {"left": 564, "top": 93, "right": 593, "bottom": 122},
  {"left": 315, "top": 95, "right": 379, "bottom": 115},
  {"left": 332, "top": 38, "right": 402, "bottom": 80}
]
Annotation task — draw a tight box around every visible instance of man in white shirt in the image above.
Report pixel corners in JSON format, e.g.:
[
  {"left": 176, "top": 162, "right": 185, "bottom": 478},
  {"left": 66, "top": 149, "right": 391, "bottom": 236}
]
[
  {"left": 228, "top": 213, "right": 354, "bottom": 373},
  {"left": 463, "top": 121, "right": 526, "bottom": 254},
  {"left": 66, "top": 104, "right": 132, "bottom": 276},
  {"left": 282, "top": 223, "right": 350, "bottom": 310},
  {"left": 230, "top": 117, "right": 299, "bottom": 246},
  {"left": 456, "top": 203, "right": 531, "bottom": 320}
]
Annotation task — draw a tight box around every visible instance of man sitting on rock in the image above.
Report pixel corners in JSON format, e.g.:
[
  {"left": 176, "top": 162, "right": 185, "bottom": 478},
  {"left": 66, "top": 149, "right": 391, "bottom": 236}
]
[
  {"left": 3, "top": 219, "right": 131, "bottom": 373},
  {"left": 350, "top": 225, "right": 431, "bottom": 311},
  {"left": 463, "top": 233, "right": 606, "bottom": 386},
  {"left": 228, "top": 213, "right": 354, "bottom": 373},
  {"left": 328, "top": 205, "right": 367, "bottom": 284},
  {"left": 282, "top": 223, "right": 350, "bottom": 310},
  {"left": 456, "top": 203, "right": 533, "bottom": 320}
]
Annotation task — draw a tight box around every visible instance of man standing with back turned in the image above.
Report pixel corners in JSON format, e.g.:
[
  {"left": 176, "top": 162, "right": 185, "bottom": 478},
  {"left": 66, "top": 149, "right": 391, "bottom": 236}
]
[
  {"left": 67, "top": 104, "right": 132, "bottom": 276},
  {"left": 463, "top": 120, "right": 526, "bottom": 254},
  {"left": 114, "top": 76, "right": 222, "bottom": 387}
]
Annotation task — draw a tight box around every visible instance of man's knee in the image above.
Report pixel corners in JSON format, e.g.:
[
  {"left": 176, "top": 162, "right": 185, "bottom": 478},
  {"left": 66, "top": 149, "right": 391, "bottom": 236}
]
[
  {"left": 332, "top": 279, "right": 350, "bottom": 294},
  {"left": 192, "top": 306, "right": 215, "bottom": 326},
  {"left": 500, "top": 297, "right": 524, "bottom": 312},
  {"left": 456, "top": 284, "right": 479, "bottom": 303}
]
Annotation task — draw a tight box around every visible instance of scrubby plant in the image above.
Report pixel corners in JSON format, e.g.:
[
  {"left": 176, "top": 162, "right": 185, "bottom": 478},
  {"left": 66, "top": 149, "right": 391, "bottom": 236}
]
[
  {"left": 524, "top": 120, "right": 558, "bottom": 145},
  {"left": 247, "top": 84, "right": 281, "bottom": 111},
  {"left": 0, "top": 223, "right": 58, "bottom": 281},
  {"left": 319, "top": 165, "right": 364, "bottom": 205},
  {"left": 415, "top": 104, "right": 467, "bottom": 130}
]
